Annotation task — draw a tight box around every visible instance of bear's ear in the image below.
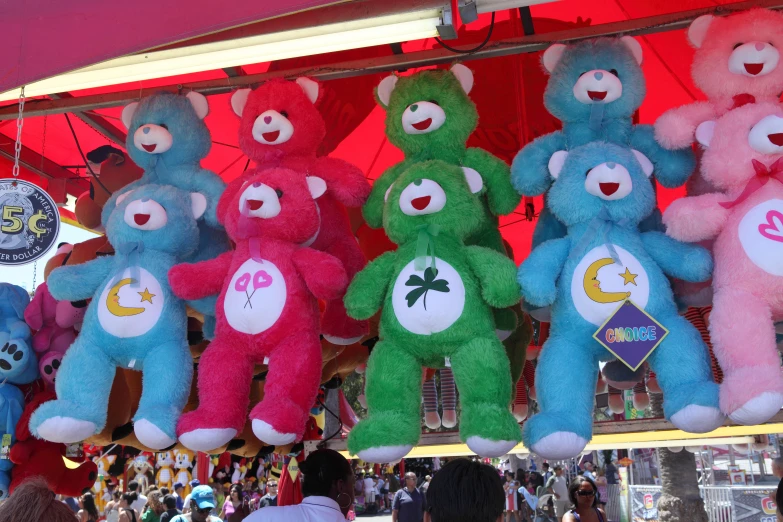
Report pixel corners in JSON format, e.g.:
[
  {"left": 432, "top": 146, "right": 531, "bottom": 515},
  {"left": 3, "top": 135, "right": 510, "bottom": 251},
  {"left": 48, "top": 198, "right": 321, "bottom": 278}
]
[
  {"left": 306, "top": 176, "right": 327, "bottom": 199},
  {"left": 376, "top": 75, "right": 399, "bottom": 107},
  {"left": 620, "top": 36, "right": 643, "bottom": 66},
  {"left": 295, "top": 77, "right": 320, "bottom": 104},
  {"left": 121, "top": 102, "right": 139, "bottom": 130},
  {"left": 450, "top": 64, "right": 474, "bottom": 94},
  {"left": 548, "top": 150, "right": 568, "bottom": 179},
  {"left": 462, "top": 167, "right": 483, "bottom": 193},
  {"left": 688, "top": 14, "right": 714, "bottom": 49},
  {"left": 542, "top": 44, "right": 567, "bottom": 73},
  {"left": 115, "top": 190, "right": 134, "bottom": 207},
  {"left": 190, "top": 193, "right": 208, "bottom": 220},
  {"left": 231, "top": 89, "right": 251, "bottom": 117},
  {"left": 695, "top": 120, "right": 716, "bottom": 148},
  {"left": 186, "top": 91, "right": 209, "bottom": 119},
  {"left": 631, "top": 149, "right": 654, "bottom": 177}
]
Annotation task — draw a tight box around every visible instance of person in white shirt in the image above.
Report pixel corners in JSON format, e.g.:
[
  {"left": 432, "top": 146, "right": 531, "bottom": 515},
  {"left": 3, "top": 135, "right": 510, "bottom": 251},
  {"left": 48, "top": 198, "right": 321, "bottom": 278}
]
[
  {"left": 127, "top": 480, "right": 147, "bottom": 515},
  {"left": 364, "top": 475, "right": 376, "bottom": 508},
  {"left": 545, "top": 466, "right": 570, "bottom": 522},
  {"left": 245, "top": 449, "right": 355, "bottom": 522},
  {"left": 375, "top": 476, "right": 387, "bottom": 511}
]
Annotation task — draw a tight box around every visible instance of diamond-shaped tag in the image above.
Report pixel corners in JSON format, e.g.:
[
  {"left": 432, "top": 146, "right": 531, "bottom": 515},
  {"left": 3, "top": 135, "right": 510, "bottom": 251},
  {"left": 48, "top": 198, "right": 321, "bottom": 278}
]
[{"left": 593, "top": 300, "right": 668, "bottom": 371}]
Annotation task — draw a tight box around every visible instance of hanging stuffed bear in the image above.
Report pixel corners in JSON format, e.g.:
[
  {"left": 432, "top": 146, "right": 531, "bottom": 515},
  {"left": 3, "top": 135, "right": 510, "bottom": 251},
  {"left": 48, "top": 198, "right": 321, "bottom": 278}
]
[
  {"left": 31, "top": 184, "right": 205, "bottom": 449},
  {"left": 230, "top": 78, "right": 370, "bottom": 345},
  {"left": 663, "top": 102, "right": 783, "bottom": 426},
  {"left": 345, "top": 160, "right": 522, "bottom": 463},
  {"left": 110, "top": 91, "right": 229, "bottom": 338},
  {"left": 155, "top": 451, "right": 175, "bottom": 491},
  {"left": 170, "top": 168, "right": 347, "bottom": 452},
  {"left": 516, "top": 142, "right": 722, "bottom": 459}
]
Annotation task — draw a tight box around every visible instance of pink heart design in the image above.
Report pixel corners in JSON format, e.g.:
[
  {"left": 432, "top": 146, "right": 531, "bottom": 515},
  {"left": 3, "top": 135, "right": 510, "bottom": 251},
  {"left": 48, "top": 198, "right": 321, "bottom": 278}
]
[
  {"left": 758, "top": 210, "right": 783, "bottom": 243},
  {"left": 234, "top": 272, "right": 251, "bottom": 292},
  {"left": 253, "top": 270, "right": 273, "bottom": 289}
]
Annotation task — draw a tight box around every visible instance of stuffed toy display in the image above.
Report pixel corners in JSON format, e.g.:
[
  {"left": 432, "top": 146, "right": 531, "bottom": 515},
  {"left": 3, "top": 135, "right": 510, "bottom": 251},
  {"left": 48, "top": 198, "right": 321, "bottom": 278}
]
[
  {"left": 10, "top": 391, "right": 98, "bottom": 497},
  {"left": 662, "top": 102, "right": 783, "bottom": 425},
  {"left": 654, "top": 9, "right": 783, "bottom": 150},
  {"left": 24, "top": 282, "right": 77, "bottom": 388},
  {"left": 110, "top": 91, "right": 229, "bottom": 338},
  {"left": 128, "top": 454, "right": 154, "bottom": 493},
  {"left": 170, "top": 168, "right": 348, "bottom": 452},
  {"left": 230, "top": 78, "right": 370, "bottom": 345},
  {"left": 0, "top": 384, "right": 25, "bottom": 499},
  {"left": 174, "top": 449, "right": 195, "bottom": 495},
  {"left": 516, "top": 142, "right": 722, "bottom": 459},
  {"left": 31, "top": 184, "right": 204, "bottom": 450},
  {"left": 92, "top": 455, "right": 116, "bottom": 513},
  {"left": 155, "top": 451, "right": 175, "bottom": 490},
  {"left": 422, "top": 369, "right": 457, "bottom": 430},
  {"left": 0, "top": 284, "right": 31, "bottom": 339},
  {"left": 512, "top": 36, "right": 695, "bottom": 250},
  {"left": 345, "top": 160, "right": 522, "bottom": 463}
]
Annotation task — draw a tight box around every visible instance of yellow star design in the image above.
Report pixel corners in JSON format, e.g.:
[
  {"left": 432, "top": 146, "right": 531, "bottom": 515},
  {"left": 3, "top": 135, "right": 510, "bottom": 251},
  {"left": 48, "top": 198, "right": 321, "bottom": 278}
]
[
  {"left": 619, "top": 267, "right": 638, "bottom": 286},
  {"left": 138, "top": 288, "right": 156, "bottom": 304}
]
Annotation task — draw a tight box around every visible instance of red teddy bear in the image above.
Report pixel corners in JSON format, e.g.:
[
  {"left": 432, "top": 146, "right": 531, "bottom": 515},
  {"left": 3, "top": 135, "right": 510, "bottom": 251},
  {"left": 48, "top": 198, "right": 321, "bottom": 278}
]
[
  {"left": 231, "top": 78, "right": 370, "bottom": 345},
  {"left": 10, "top": 391, "right": 98, "bottom": 496},
  {"left": 170, "top": 168, "right": 348, "bottom": 451}
]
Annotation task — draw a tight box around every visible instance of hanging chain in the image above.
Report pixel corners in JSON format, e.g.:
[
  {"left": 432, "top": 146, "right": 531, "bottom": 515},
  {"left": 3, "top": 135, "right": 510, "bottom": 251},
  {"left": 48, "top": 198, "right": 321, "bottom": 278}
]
[
  {"left": 31, "top": 261, "right": 37, "bottom": 295},
  {"left": 11, "top": 86, "right": 25, "bottom": 180}
]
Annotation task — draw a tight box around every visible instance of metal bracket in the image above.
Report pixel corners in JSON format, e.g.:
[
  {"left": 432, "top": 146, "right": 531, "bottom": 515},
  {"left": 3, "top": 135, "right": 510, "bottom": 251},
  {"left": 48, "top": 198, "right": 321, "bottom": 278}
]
[
  {"left": 303, "top": 439, "right": 320, "bottom": 457},
  {"left": 436, "top": 3, "right": 458, "bottom": 40},
  {"left": 459, "top": 0, "right": 479, "bottom": 24}
]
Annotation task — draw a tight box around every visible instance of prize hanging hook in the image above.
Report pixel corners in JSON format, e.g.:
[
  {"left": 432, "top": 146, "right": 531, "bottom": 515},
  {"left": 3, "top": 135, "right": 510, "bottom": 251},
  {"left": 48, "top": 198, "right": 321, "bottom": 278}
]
[{"left": 11, "top": 86, "right": 25, "bottom": 186}]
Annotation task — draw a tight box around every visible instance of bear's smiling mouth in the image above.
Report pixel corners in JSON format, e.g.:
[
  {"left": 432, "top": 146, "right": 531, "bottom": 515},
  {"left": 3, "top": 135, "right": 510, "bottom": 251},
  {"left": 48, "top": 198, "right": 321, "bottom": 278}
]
[
  {"left": 262, "top": 130, "right": 280, "bottom": 142},
  {"left": 411, "top": 196, "right": 431, "bottom": 210},
  {"left": 412, "top": 118, "right": 432, "bottom": 131},
  {"left": 744, "top": 63, "right": 764, "bottom": 75},
  {"left": 588, "top": 91, "right": 607, "bottom": 101},
  {"left": 134, "top": 214, "right": 151, "bottom": 226},
  {"left": 142, "top": 144, "right": 157, "bottom": 152},
  {"left": 768, "top": 133, "right": 783, "bottom": 146},
  {"left": 599, "top": 183, "right": 620, "bottom": 196},
  {"left": 247, "top": 199, "right": 264, "bottom": 211}
]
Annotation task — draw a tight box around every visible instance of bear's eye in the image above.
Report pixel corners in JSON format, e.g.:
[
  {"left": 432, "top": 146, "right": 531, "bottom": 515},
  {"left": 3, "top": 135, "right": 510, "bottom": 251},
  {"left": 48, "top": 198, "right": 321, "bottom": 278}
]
[
  {"left": 733, "top": 43, "right": 743, "bottom": 50},
  {"left": 428, "top": 100, "right": 440, "bottom": 106},
  {"left": 159, "top": 124, "right": 169, "bottom": 130},
  {"left": 585, "top": 170, "right": 591, "bottom": 177},
  {"left": 275, "top": 189, "right": 284, "bottom": 198},
  {"left": 609, "top": 69, "right": 619, "bottom": 78},
  {"left": 280, "top": 111, "right": 289, "bottom": 119}
]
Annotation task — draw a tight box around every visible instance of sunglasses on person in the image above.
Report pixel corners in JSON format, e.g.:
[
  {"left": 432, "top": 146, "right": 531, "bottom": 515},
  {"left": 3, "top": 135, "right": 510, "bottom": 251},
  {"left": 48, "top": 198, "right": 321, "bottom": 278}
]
[
  {"left": 576, "top": 490, "right": 596, "bottom": 497},
  {"left": 196, "top": 507, "right": 213, "bottom": 514}
]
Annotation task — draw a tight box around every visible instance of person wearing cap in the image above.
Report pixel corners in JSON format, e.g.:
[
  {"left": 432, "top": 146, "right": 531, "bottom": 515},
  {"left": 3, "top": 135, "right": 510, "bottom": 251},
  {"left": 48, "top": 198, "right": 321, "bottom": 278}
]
[
  {"left": 172, "top": 483, "right": 185, "bottom": 511},
  {"left": 182, "top": 480, "right": 201, "bottom": 514},
  {"left": 169, "top": 486, "right": 222, "bottom": 522}
]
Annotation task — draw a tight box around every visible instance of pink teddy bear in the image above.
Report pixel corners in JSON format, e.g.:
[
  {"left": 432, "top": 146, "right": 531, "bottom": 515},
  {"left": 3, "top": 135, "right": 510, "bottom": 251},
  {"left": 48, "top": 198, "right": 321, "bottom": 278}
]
[
  {"left": 23, "top": 281, "right": 81, "bottom": 387},
  {"left": 655, "top": 8, "right": 783, "bottom": 150},
  {"left": 663, "top": 101, "right": 783, "bottom": 426}
]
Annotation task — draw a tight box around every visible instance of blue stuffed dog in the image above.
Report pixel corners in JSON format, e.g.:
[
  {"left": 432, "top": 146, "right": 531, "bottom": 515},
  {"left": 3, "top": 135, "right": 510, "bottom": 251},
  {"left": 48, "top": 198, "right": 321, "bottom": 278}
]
[
  {"left": 32, "top": 184, "right": 203, "bottom": 449},
  {"left": 512, "top": 37, "right": 695, "bottom": 248},
  {"left": 0, "top": 284, "right": 30, "bottom": 340},
  {"left": 0, "top": 383, "right": 24, "bottom": 499},
  {"left": 517, "top": 142, "right": 722, "bottom": 459},
  {"left": 0, "top": 334, "right": 39, "bottom": 385},
  {"left": 104, "top": 91, "right": 229, "bottom": 338}
]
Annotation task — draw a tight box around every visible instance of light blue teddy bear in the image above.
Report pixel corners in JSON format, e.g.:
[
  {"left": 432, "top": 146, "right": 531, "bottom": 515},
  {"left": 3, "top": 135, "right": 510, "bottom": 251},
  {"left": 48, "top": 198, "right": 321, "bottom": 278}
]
[
  {"left": 32, "top": 184, "right": 204, "bottom": 449},
  {"left": 516, "top": 142, "right": 722, "bottom": 459},
  {"left": 0, "top": 284, "right": 30, "bottom": 340},
  {"left": 102, "top": 91, "right": 229, "bottom": 338}
]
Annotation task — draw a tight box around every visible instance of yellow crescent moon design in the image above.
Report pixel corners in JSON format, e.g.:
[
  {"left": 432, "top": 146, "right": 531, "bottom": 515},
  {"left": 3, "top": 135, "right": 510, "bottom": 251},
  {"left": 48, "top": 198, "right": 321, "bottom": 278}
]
[
  {"left": 106, "top": 278, "right": 146, "bottom": 317},
  {"left": 583, "top": 258, "right": 631, "bottom": 304}
]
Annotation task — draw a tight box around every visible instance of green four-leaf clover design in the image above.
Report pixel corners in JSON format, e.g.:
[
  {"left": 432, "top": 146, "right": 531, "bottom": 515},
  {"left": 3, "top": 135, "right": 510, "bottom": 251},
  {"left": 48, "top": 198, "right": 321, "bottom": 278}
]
[{"left": 405, "top": 267, "right": 450, "bottom": 310}]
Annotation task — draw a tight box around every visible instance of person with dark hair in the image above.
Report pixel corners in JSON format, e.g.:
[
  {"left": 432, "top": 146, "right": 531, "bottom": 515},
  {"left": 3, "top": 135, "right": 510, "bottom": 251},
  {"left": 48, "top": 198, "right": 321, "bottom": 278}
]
[
  {"left": 245, "top": 449, "right": 355, "bottom": 521},
  {"left": 106, "top": 490, "right": 122, "bottom": 522},
  {"left": 776, "top": 476, "right": 783, "bottom": 522},
  {"left": 0, "top": 478, "right": 78, "bottom": 522},
  {"left": 119, "top": 492, "right": 140, "bottom": 522},
  {"left": 503, "top": 471, "right": 520, "bottom": 522},
  {"left": 160, "top": 488, "right": 171, "bottom": 497},
  {"left": 426, "top": 459, "right": 503, "bottom": 522},
  {"left": 258, "top": 481, "right": 278, "bottom": 509},
  {"left": 159, "top": 495, "right": 181, "bottom": 522},
  {"left": 173, "top": 484, "right": 185, "bottom": 511},
  {"left": 392, "top": 472, "right": 429, "bottom": 522},
  {"left": 563, "top": 476, "right": 605, "bottom": 522},
  {"left": 128, "top": 481, "right": 148, "bottom": 515},
  {"left": 220, "top": 484, "right": 250, "bottom": 522},
  {"left": 78, "top": 493, "right": 100, "bottom": 522}
]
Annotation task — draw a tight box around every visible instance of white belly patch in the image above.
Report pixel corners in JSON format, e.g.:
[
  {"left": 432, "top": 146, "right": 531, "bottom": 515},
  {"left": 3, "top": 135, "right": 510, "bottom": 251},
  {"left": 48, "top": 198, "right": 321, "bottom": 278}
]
[
  {"left": 224, "top": 258, "right": 287, "bottom": 334},
  {"left": 571, "top": 245, "right": 650, "bottom": 326},
  {"left": 391, "top": 258, "right": 465, "bottom": 335},
  {"left": 738, "top": 199, "right": 783, "bottom": 276},
  {"left": 97, "top": 267, "right": 165, "bottom": 338}
]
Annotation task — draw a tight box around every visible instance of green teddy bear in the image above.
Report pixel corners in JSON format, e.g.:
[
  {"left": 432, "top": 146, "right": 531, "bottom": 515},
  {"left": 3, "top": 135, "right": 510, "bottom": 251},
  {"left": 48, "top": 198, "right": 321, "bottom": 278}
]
[
  {"left": 345, "top": 160, "right": 523, "bottom": 463},
  {"left": 364, "top": 64, "right": 521, "bottom": 335}
]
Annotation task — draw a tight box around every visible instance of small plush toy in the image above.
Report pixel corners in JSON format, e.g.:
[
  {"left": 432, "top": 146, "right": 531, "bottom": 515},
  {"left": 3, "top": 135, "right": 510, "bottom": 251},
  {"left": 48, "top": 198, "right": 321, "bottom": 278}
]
[
  {"left": 155, "top": 451, "right": 175, "bottom": 490},
  {"left": 513, "top": 36, "right": 695, "bottom": 248},
  {"left": 24, "top": 282, "right": 77, "bottom": 388},
  {"left": 31, "top": 184, "right": 203, "bottom": 449},
  {"left": 110, "top": 91, "right": 229, "bottom": 337},
  {"left": 655, "top": 9, "right": 783, "bottom": 150},
  {"left": 231, "top": 78, "right": 370, "bottom": 344},
  {"left": 516, "top": 142, "right": 722, "bottom": 459},
  {"left": 345, "top": 160, "right": 522, "bottom": 462},
  {"left": 170, "top": 168, "right": 348, "bottom": 451},
  {"left": 663, "top": 102, "right": 783, "bottom": 425},
  {"left": 10, "top": 391, "right": 98, "bottom": 497},
  {"left": 0, "top": 284, "right": 30, "bottom": 339},
  {"left": 173, "top": 449, "right": 195, "bottom": 495},
  {"left": 422, "top": 369, "right": 457, "bottom": 430},
  {"left": 92, "top": 455, "right": 116, "bottom": 513}
]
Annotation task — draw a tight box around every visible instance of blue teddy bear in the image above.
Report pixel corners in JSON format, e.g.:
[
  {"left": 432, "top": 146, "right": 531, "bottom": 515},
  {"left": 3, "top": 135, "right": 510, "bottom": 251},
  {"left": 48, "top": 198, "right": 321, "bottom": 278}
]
[
  {"left": 33, "top": 184, "right": 203, "bottom": 450},
  {"left": 516, "top": 142, "right": 722, "bottom": 459},
  {"left": 103, "top": 91, "right": 229, "bottom": 338},
  {"left": 0, "top": 334, "right": 39, "bottom": 385},
  {"left": 0, "top": 383, "right": 24, "bottom": 499},
  {"left": 512, "top": 37, "right": 695, "bottom": 249},
  {"left": 0, "top": 284, "right": 30, "bottom": 340}
]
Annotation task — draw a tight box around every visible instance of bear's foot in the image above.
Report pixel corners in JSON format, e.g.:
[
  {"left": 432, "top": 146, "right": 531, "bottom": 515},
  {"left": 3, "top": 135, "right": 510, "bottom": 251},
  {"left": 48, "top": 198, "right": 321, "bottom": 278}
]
[
  {"left": 36, "top": 416, "right": 96, "bottom": 444},
  {"left": 466, "top": 437, "right": 518, "bottom": 458},
  {"left": 670, "top": 404, "right": 724, "bottom": 433},
  {"left": 523, "top": 411, "right": 591, "bottom": 459},
  {"left": 179, "top": 428, "right": 238, "bottom": 453},
  {"left": 460, "top": 404, "right": 521, "bottom": 450},
  {"left": 729, "top": 392, "right": 783, "bottom": 426},
  {"left": 348, "top": 413, "right": 420, "bottom": 459},
  {"left": 442, "top": 409, "right": 458, "bottom": 428},
  {"left": 251, "top": 420, "right": 297, "bottom": 446},
  {"left": 134, "top": 419, "right": 176, "bottom": 450},
  {"left": 358, "top": 445, "right": 413, "bottom": 464},
  {"left": 424, "top": 411, "right": 442, "bottom": 430},
  {"left": 530, "top": 432, "right": 588, "bottom": 460}
]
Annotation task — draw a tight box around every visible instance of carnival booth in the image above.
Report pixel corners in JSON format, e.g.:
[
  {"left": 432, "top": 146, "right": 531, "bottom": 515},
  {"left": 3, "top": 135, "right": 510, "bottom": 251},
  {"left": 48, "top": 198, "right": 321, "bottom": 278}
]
[{"left": 1, "top": 0, "right": 783, "bottom": 512}]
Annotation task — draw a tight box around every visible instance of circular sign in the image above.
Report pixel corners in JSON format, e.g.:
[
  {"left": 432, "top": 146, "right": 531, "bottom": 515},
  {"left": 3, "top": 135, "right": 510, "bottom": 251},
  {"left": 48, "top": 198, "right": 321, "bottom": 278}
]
[{"left": 0, "top": 178, "right": 60, "bottom": 266}]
